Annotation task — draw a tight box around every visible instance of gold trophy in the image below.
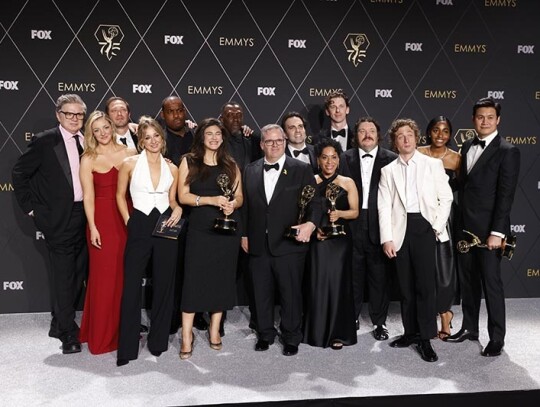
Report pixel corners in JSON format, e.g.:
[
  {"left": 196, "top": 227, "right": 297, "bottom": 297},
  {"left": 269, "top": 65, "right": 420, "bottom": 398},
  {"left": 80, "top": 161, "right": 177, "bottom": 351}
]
[
  {"left": 213, "top": 173, "right": 238, "bottom": 234},
  {"left": 284, "top": 184, "right": 316, "bottom": 239},
  {"left": 456, "top": 230, "right": 517, "bottom": 260},
  {"left": 321, "top": 182, "right": 346, "bottom": 238}
]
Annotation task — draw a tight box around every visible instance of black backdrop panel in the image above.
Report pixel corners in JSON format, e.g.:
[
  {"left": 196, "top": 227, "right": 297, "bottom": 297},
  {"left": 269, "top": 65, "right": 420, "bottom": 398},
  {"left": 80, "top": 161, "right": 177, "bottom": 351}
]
[{"left": 1, "top": 0, "right": 539, "bottom": 313}]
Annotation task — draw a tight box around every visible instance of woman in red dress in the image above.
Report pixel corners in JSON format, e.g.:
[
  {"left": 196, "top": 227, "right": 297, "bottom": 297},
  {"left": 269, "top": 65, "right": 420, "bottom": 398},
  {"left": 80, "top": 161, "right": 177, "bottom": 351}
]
[{"left": 79, "top": 111, "right": 137, "bottom": 354}]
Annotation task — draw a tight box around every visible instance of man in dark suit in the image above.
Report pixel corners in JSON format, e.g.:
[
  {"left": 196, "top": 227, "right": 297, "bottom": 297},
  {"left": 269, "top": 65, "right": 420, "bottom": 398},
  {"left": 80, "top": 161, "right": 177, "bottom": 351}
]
[
  {"left": 340, "top": 117, "right": 397, "bottom": 340},
  {"left": 281, "top": 111, "right": 318, "bottom": 173},
  {"left": 445, "top": 97, "right": 520, "bottom": 357},
  {"left": 12, "top": 94, "right": 88, "bottom": 354},
  {"left": 105, "top": 96, "right": 138, "bottom": 149},
  {"left": 242, "top": 124, "right": 320, "bottom": 356},
  {"left": 220, "top": 101, "right": 262, "bottom": 171},
  {"left": 161, "top": 96, "right": 194, "bottom": 166},
  {"left": 317, "top": 91, "right": 354, "bottom": 151}
]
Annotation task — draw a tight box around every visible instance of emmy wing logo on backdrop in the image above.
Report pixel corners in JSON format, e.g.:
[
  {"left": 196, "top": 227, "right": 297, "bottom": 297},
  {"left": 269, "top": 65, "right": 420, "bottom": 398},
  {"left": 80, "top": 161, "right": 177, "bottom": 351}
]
[
  {"left": 344, "top": 33, "right": 370, "bottom": 67},
  {"left": 95, "top": 24, "right": 124, "bottom": 60}
]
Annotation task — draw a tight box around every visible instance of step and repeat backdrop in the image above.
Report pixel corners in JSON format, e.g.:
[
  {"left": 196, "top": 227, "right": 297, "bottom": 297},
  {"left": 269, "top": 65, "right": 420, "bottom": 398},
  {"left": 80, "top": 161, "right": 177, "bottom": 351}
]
[{"left": 1, "top": 0, "right": 539, "bottom": 313}]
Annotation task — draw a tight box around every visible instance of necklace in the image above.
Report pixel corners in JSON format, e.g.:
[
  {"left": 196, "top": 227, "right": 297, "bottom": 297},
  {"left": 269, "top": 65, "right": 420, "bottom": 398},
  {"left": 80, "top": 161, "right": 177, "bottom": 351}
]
[{"left": 427, "top": 146, "right": 448, "bottom": 160}]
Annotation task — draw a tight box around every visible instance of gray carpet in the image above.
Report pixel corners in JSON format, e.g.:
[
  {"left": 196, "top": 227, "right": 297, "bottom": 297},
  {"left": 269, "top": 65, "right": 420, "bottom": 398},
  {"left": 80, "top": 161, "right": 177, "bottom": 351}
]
[{"left": 1, "top": 298, "right": 539, "bottom": 406}]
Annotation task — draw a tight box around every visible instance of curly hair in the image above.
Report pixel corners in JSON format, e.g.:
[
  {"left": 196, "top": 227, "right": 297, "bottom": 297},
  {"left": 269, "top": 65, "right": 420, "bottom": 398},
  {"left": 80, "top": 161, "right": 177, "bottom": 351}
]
[{"left": 387, "top": 118, "right": 420, "bottom": 152}]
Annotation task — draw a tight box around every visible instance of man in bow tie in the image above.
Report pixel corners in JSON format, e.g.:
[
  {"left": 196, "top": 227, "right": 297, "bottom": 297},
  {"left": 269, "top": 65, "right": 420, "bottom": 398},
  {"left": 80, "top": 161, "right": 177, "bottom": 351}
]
[
  {"left": 445, "top": 97, "right": 520, "bottom": 358},
  {"left": 12, "top": 94, "right": 89, "bottom": 354},
  {"left": 340, "top": 117, "right": 397, "bottom": 340},
  {"left": 317, "top": 91, "right": 354, "bottom": 151},
  {"left": 282, "top": 112, "right": 318, "bottom": 173},
  {"left": 242, "top": 124, "right": 320, "bottom": 356},
  {"left": 105, "top": 96, "right": 138, "bottom": 150}
]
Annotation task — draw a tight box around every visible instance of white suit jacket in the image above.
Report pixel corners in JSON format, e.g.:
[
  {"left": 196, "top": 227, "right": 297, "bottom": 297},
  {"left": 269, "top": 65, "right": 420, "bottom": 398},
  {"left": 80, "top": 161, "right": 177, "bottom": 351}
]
[{"left": 378, "top": 151, "right": 453, "bottom": 251}]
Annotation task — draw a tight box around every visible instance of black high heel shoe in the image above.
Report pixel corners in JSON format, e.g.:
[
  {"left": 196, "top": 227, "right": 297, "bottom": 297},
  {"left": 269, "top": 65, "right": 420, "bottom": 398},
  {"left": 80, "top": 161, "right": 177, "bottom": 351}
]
[
  {"left": 180, "top": 332, "right": 194, "bottom": 360},
  {"left": 438, "top": 310, "right": 454, "bottom": 340}
]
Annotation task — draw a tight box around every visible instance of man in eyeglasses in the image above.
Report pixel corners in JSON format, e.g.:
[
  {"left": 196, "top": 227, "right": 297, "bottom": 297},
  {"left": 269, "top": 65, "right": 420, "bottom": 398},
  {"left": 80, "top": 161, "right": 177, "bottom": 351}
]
[
  {"left": 242, "top": 124, "right": 320, "bottom": 356},
  {"left": 12, "top": 94, "right": 89, "bottom": 354}
]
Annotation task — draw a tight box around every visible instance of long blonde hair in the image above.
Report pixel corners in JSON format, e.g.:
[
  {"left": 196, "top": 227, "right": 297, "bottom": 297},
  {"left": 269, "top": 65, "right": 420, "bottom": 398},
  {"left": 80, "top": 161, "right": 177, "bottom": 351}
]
[
  {"left": 136, "top": 116, "right": 167, "bottom": 155},
  {"left": 83, "top": 110, "right": 117, "bottom": 157}
]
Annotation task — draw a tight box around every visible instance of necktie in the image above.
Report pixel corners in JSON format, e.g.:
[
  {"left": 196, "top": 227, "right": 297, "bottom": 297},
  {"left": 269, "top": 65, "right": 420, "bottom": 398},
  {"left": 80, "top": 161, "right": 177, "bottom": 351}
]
[
  {"left": 74, "top": 135, "right": 83, "bottom": 156},
  {"left": 331, "top": 129, "right": 346, "bottom": 138},
  {"left": 293, "top": 148, "right": 309, "bottom": 157},
  {"left": 264, "top": 163, "right": 279, "bottom": 172},
  {"left": 472, "top": 137, "right": 486, "bottom": 149},
  {"left": 119, "top": 137, "right": 127, "bottom": 146},
  {"left": 362, "top": 153, "right": 373, "bottom": 158}
]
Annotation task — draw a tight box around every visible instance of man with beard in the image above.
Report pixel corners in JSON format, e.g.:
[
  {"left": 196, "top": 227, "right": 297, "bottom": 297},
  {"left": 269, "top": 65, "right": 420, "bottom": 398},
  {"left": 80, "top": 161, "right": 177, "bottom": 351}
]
[
  {"left": 161, "top": 96, "right": 194, "bottom": 166},
  {"left": 340, "top": 117, "right": 397, "bottom": 339},
  {"left": 105, "top": 96, "right": 138, "bottom": 150}
]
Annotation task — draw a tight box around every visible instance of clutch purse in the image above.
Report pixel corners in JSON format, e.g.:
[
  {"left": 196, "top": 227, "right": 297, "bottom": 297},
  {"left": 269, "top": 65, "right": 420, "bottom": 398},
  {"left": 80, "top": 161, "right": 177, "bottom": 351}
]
[{"left": 152, "top": 214, "right": 185, "bottom": 240}]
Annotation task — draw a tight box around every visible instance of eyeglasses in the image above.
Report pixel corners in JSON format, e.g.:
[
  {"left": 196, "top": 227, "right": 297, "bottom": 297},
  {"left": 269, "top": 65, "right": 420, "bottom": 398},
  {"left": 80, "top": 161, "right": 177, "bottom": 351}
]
[
  {"left": 59, "top": 111, "right": 85, "bottom": 120},
  {"left": 263, "top": 139, "right": 285, "bottom": 147}
]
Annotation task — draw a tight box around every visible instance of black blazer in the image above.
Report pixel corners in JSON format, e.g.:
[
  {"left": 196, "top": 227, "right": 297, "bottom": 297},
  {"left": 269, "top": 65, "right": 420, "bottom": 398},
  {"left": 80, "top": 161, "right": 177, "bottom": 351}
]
[
  {"left": 340, "top": 146, "right": 397, "bottom": 245},
  {"left": 285, "top": 143, "right": 318, "bottom": 173},
  {"left": 243, "top": 156, "right": 320, "bottom": 257},
  {"left": 456, "top": 134, "right": 520, "bottom": 240},
  {"left": 12, "top": 127, "right": 79, "bottom": 236},
  {"left": 317, "top": 127, "right": 354, "bottom": 150}
]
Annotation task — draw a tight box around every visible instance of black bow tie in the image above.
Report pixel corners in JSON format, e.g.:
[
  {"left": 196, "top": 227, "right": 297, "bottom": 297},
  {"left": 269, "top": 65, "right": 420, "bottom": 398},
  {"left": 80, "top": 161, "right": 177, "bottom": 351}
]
[
  {"left": 293, "top": 148, "right": 309, "bottom": 157},
  {"left": 331, "top": 129, "right": 346, "bottom": 138},
  {"left": 362, "top": 153, "right": 373, "bottom": 158},
  {"left": 264, "top": 163, "right": 279, "bottom": 172},
  {"left": 472, "top": 137, "right": 486, "bottom": 149},
  {"left": 119, "top": 137, "right": 127, "bottom": 146}
]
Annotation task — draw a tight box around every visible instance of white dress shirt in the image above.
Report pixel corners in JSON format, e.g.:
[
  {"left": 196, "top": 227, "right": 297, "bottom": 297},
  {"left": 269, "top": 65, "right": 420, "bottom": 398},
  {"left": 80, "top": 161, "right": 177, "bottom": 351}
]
[
  {"left": 359, "top": 146, "right": 378, "bottom": 209},
  {"left": 117, "top": 129, "right": 136, "bottom": 149},
  {"left": 397, "top": 151, "right": 420, "bottom": 213},
  {"left": 466, "top": 130, "right": 498, "bottom": 173},
  {"left": 263, "top": 154, "right": 286, "bottom": 204}
]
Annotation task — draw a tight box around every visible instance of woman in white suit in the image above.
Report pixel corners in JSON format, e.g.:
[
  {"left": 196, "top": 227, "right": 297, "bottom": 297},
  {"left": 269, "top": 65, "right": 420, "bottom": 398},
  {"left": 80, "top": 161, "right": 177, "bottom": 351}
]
[{"left": 378, "top": 118, "right": 453, "bottom": 363}]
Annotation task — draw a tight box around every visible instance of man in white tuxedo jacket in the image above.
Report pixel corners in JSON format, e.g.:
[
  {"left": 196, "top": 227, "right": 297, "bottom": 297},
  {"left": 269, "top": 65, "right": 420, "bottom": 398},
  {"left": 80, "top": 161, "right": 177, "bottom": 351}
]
[{"left": 378, "top": 118, "right": 453, "bottom": 362}]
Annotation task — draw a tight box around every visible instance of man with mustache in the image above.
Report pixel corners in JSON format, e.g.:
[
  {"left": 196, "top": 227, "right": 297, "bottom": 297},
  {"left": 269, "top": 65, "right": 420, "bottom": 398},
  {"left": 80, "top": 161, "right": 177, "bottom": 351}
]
[{"left": 340, "top": 117, "right": 397, "bottom": 339}]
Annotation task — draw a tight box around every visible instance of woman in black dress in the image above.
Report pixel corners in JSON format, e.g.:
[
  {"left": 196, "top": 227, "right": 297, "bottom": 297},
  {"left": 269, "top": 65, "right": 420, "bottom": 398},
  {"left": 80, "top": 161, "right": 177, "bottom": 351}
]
[
  {"left": 302, "top": 138, "right": 359, "bottom": 349},
  {"left": 418, "top": 116, "right": 461, "bottom": 339},
  {"left": 178, "top": 118, "right": 243, "bottom": 359}
]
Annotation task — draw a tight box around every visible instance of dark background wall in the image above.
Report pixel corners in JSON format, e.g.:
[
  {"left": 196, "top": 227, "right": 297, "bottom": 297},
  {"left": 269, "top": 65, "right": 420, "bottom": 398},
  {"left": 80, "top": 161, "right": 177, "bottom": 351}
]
[{"left": 1, "top": 0, "right": 539, "bottom": 313}]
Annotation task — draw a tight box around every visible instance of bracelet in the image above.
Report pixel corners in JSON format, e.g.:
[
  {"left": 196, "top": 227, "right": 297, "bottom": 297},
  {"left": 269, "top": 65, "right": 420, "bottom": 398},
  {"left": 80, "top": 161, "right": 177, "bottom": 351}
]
[{"left": 195, "top": 196, "right": 201, "bottom": 206}]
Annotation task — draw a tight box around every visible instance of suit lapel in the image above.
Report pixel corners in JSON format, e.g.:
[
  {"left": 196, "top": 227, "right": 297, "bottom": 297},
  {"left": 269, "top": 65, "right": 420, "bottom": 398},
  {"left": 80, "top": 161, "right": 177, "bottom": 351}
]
[
  {"left": 253, "top": 161, "right": 266, "bottom": 204},
  {"left": 392, "top": 161, "right": 407, "bottom": 208},
  {"left": 53, "top": 130, "right": 74, "bottom": 191},
  {"left": 370, "top": 150, "right": 384, "bottom": 195},
  {"left": 307, "top": 145, "right": 317, "bottom": 172},
  {"left": 468, "top": 136, "right": 500, "bottom": 177}
]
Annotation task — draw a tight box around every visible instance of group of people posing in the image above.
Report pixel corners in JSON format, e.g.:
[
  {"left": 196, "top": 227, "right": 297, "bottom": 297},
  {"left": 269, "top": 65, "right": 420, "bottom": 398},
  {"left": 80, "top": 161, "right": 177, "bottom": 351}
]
[{"left": 12, "top": 91, "right": 520, "bottom": 365}]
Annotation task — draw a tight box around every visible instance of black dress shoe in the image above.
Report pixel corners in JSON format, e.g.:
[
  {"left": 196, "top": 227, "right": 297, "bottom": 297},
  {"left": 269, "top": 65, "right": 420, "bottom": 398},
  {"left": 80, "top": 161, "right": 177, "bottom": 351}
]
[
  {"left": 116, "top": 359, "right": 129, "bottom": 367},
  {"left": 481, "top": 340, "right": 504, "bottom": 357},
  {"left": 61, "top": 335, "right": 81, "bottom": 354},
  {"left": 373, "top": 325, "right": 389, "bottom": 341},
  {"left": 282, "top": 344, "right": 298, "bottom": 356},
  {"left": 389, "top": 334, "right": 419, "bottom": 348},
  {"left": 444, "top": 328, "right": 479, "bottom": 343},
  {"left": 193, "top": 313, "right": 208, "bottom": 331},
  {"left": 149, "top": 350, "right": 162, "bottom": 357},
  {"left": 255, "top": 339, "right": 270, "bottom": 351},
  {"left": 416, "top": 340, "right": 438, "bottom": 362},
  {"left": 140, "top": 324, "right": 149, "bottom": 333}
]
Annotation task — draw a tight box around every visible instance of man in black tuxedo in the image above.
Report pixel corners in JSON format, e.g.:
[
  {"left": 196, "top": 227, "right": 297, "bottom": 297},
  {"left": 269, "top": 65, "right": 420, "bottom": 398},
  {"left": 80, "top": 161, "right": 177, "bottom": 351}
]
[
  {"left": 242, "top": 124, "right": 320, "bottom": 356},
  {"left": 340, "top": 117, "right": 397, "bottom": 340},
  {"left": 317, "top": 91, "right": 354, "bottom": 151},
  {"left": 105, "top": 96, "right": 138, "bottom": 150},
  {"left": 12, "top": 94, "right": 88, "bottom": 354},
  {"left": 445, "top": 97, "right": 520, "bottom": 357},
  {"left": 282, "top": 111, "right": 318, "bottom": 173}
]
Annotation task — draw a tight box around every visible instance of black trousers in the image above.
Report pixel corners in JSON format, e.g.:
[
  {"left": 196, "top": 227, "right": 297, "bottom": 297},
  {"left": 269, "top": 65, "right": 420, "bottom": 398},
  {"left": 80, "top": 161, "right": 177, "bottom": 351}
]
[
  {"left": 351, "top": 211, "right": 392, "bottom": 325},
  {"left": 458, "top": 247, "right": 505, "bottom": 342},
  {"left": 117, "top": 208, "right": 178, "bottom": 361},
  {"left": 249, "top": 238, "right": 305, "bottom": 346},
  {"left": 46, "top": 202, "right": 87, "bottom": 339},
  {"left": 395, "top": 214, "right": 437, "bottom": 340}
]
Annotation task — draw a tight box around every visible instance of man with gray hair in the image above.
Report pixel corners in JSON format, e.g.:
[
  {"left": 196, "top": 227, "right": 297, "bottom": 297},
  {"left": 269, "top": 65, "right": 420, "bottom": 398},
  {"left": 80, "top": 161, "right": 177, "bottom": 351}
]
[{"left": 12, "top": 94, "right": 89, "bottom": 354}]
